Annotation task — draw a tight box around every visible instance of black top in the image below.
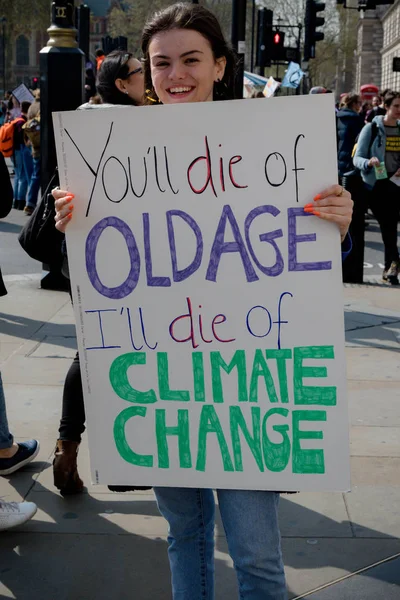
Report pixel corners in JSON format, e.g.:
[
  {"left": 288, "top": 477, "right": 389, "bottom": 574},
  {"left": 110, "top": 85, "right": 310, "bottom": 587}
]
[
  {"left": 0, "top": 153, "right": 14, "bottom": 296},
  {"left": 336, "top": 108, "right": 364, "bottom": 177},
  {"left": 366, "top": 106, "right": 386, "bottom": 123}
]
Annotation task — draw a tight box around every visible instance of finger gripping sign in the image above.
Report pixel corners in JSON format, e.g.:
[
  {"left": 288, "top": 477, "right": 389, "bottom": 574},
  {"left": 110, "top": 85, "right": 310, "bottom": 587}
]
[{"left": 53, "top": 94, "right": 350, "bottom": 491}]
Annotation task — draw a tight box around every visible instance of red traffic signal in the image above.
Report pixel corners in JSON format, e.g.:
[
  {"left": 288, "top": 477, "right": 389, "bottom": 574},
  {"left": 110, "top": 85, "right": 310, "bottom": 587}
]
[{"left": 274, "top": 32, "right": 281, "bottom": 44}]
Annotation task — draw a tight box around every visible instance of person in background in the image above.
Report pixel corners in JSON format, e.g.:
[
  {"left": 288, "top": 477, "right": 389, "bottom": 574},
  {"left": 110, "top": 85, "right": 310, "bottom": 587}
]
[
  {"left": 6, "top": 94, "right": 20, "bottom": 121},
  {"left": 354, "top": 91, "right": 400, "bottom": 284},
  {"left": 366, "top": 89, "right": 390, "bottom": 123},
  {"left": 359, "top": 100, "right": 372, "bottom": 122},
  {"left": 95, "top": 48, "right": 105, "bottom": 72},
  {"left": 23, "top": 94, "right": 41, "bottom": 215},
  {"left": 0, "top": 151, "right": 39, "bottom": 532},
  {"left": 12, "top": 100, "right": 32, "bottom": 211},
  {"left": 51, "top": 50, "right": 145, "bottom": 496},
  {"left": 85, "top": 68, "right": 97, "bottom": 103},
  {"left": 336, "top": 93, "right": 365, "bottom": 283},
  {"left": 337, "top": 93, "right": 364, "bottom": 180}
]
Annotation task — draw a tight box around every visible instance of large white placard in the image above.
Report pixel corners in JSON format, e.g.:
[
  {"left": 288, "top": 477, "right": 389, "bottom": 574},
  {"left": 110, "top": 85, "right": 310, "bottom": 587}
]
[{"left": 53, "top": 94, "right": 350, "bottom": 491}]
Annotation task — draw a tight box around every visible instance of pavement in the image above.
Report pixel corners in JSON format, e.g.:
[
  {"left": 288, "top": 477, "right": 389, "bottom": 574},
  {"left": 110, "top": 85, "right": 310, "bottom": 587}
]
[{"left": 1, "top": 214, "right": 400, "bottom": 599}]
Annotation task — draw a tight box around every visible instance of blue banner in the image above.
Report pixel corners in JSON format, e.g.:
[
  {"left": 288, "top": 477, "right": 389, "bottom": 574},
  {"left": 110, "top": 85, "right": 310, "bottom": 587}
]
[{"left": 281, "top": 62, "right": 305, "bottom": 89}]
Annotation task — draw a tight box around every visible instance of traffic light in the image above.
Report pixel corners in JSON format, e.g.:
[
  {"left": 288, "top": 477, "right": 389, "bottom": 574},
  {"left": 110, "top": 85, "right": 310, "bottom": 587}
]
[
  {"left": 256, "top": 8, "right": 273, "bottom": 68},
  {"left": 304, "top": 0, "right": 325, "bottom": 61},
  {"left": 272, "top": 31, "right": 286, "bottom": 61},
  {"left": 31, "top": 76, "right": 39, "bottom": 90}
]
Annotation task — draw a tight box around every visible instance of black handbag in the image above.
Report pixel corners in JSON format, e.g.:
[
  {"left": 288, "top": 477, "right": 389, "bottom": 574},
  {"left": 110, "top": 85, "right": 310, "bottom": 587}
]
[{"left": 18, "top": 170, "right": 65, "bottom": 267}]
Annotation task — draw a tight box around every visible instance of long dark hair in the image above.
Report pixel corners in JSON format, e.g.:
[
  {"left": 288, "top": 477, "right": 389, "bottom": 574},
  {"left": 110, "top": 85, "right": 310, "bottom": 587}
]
[
  {"left": 384, "top": 91, "right": 400, "bottom": 108},
  {"left": 141, "top": 3, "right": 237, "bottom": 105},
  {"left": 96, "top": 50, "right": 140, "bottom": 106}
]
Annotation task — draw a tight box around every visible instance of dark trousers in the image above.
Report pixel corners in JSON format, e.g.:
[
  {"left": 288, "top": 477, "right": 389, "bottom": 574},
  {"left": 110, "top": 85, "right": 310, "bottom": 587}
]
[
  {"left": 59, "top": 290, "right": 86, "bottom": 442},
  {"left": 369, "top": 179, "right": 400, "bottom": 270},
  {"left": 341, "top": 174, "right": 366, "bottom": 284},
  {"left": 59, "top": 352, "right": 86, "bottom": 442}
]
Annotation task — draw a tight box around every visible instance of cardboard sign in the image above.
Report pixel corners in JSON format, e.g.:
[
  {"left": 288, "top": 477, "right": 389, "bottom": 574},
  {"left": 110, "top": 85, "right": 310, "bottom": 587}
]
[{"left": 53, "top": 95, "right": 350, "bottom": 491}]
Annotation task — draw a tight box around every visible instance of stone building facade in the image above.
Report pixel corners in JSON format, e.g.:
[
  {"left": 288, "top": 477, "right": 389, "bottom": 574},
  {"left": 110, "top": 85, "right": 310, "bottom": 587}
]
[
  {"left": 355, "top": 0, "right": 400, "bottom": 92},
  {"left": 381, "top": 0, "right": 400, "bottom": 90},
  {"left": 1, "top": 1, "right": 113, "bottom": 94}
]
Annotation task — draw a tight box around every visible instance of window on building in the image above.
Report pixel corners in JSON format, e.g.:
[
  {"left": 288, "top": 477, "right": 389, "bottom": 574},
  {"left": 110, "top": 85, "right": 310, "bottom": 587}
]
[{"left": 16, "top": 35, "right": 29, "bottom": 66}]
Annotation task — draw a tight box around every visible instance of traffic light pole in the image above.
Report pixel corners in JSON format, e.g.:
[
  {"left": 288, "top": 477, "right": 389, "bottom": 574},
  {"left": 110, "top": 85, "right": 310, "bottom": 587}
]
[{"left": 231, "top": 0, "right": 247, "bottom": 99}]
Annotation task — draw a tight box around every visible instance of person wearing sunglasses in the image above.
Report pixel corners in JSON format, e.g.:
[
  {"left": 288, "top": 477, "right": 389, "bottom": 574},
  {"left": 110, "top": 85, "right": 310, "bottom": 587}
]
[
  {"left": 81, "top": 50, "right": 144, "bottom": 108},
  {"left": 52, "top": 50, "right": 146, "bottom": 496}
]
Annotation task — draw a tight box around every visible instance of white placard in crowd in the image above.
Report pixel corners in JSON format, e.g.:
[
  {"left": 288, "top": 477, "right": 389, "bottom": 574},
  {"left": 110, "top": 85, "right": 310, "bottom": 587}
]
[
  {"left": 12, "top": 83, "right": 35, "bottom": 105},
  {"left": 53, "top": 94, "right": 350, "bottom": 491}
]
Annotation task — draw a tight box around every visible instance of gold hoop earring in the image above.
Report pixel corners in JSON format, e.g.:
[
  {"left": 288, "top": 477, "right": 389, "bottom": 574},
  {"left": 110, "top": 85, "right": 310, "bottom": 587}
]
[{"left": 146, "top": 88, "right": 159, "bottom": 103}]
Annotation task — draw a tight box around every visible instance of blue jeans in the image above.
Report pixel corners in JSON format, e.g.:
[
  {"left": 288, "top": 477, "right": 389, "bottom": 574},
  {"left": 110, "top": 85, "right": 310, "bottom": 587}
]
[
  {"left": 154, "top": 487, "right": 287, "bottom": 600},
  {"left": 0, "top": 373, "right": 13, "bottom": 450},
  {"left": 13, "top": 147, "right": 29, "bottom": 202},
  {"left": 27, "top": 156, "right": 41, "bottom": 208}
]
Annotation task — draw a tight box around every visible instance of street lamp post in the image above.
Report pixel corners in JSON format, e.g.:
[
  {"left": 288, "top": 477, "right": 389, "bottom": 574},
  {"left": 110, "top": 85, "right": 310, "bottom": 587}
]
[
  {"left": 1, "top": 17, "right": 6, "bottom": 95},
  {"left": 39, "top": 1, "right": 85, "bottom": 290}
]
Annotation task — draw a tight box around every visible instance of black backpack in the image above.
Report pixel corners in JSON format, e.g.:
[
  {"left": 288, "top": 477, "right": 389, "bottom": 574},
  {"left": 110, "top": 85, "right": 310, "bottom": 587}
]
[
  {"left": 18, "top": 170, "right": 65, "bottom": 267},
  {"left": 351, "top": 121, "right": 378, "bottom": 158}
]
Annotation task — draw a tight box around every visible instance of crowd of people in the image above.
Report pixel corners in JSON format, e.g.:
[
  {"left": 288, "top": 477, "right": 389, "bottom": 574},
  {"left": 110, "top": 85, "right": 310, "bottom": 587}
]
[
  {"left": 336, "top": 88, "right": 400, "bottom": 284},
  {"left": 0, "top": 2, "right": 397, "bottom": 598},
  {"left": 0, "top": 90, "right": 41, "bottom": 215}
]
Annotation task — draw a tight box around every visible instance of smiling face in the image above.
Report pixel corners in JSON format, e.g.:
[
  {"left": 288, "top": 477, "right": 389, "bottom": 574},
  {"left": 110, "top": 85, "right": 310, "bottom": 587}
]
[{"left": 149, "top": 28, "right": 226, "bottom": 104}]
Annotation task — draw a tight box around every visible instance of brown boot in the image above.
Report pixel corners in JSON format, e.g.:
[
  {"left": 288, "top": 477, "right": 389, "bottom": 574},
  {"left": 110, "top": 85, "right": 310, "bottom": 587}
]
[{"left": 53, "top": 440, "right": 84, "bottom": 495}]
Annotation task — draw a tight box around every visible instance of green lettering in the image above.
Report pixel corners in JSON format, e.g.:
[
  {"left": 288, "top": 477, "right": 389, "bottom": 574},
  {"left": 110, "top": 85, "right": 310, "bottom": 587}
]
[
  {"left": 262, "top": 408, "right": 290, "bottom": 472},
  {"left": 249, "top": 349, "right": 278, "bottom": 403},
  {"left": 110, "top": 353, "right": 156, "bottom": 403},
  {"left": 158, "top": 352, "right": 190, "bottom": 401},
  {"left": 192, "top": 352, "right": 205, "bottom": 402},
  {"left": 293, "top": 346, "right": 336, "bottom": 405},
  {"left": 155, "top": 409, "right": 192, "bottom": 469},
  {"left": 266, "top": 349, "right": 292, "bottom": 403},
  {"left": 196, "top": 405, "right": 234, "bottom": 472},
  {"left": 114, "top": 406, "right": 153, "bottom": 467},
  {"left": 230, "top": 406, "right": 263, "bottom": 471},
  {"left": 292, "top": 410, "right": 326, "bottom": 474},
  {"left": 211, "top": 350, "right": 248, "bottom": 403}
]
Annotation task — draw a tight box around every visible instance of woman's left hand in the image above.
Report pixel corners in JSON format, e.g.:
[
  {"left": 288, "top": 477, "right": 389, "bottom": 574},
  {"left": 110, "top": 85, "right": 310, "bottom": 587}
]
[{"left": 304, "top": 184, "right": 353, "bottom": 243}]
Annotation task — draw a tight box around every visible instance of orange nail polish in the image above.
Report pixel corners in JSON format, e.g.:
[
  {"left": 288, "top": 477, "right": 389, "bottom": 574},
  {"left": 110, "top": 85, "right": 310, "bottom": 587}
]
[
  {"left": 304, "top": 203, "right": 313, "bottom": 208},
  {"left": 303, "top": 207, "right": 313, "bottom": 213},
  {"left": 67, "top": 213, "right": 73, "bottom": 219},
  {"left": 314, "top": 194, "right": 322, "bottom": 201},
  {"left": 313, "top": 210, "right": 321, "bottom": 216},
  {"left": 69, "top": 204, "right": 74, "bottom": 210},
  {"left": 65, "top": 195, "right": 73, "bottom": 202}
]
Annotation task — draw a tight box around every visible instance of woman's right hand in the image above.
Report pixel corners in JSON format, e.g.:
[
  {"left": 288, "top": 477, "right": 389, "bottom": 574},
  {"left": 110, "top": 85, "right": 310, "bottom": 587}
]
[
  {"left": 368, "top": 157, "right": 380, "bottom": 168},
  {"left": 53, "top": 189, "right": 75, "bottom": 233}
]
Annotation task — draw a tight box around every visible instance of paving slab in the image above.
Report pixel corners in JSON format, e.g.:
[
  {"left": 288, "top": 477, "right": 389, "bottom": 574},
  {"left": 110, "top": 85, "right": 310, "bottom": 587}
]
[
  {"left": 347, "top": 380, "right": 400, "bottom": 426},
  {"left": 2, "top": 355, "right": 72, "bottom": 386},
  {"left": 282, "top": 539, "right": 400, "bottom": 599},
  {"left": 298, "top": 555, "right": 400, "bottom": 600},
  {"left": 279, "top": 493, "right": 352, "bottom": 538},
  {"left": 346, "top": 347, "right": 400, "bottom": 381},
  {"left": 350, "top": 456, "right": 400, "bottom": 486},
  {"left": 345, "top": 486, "right": 400, "bottom": 539},
  {"left": 345, "top": 323, "right": 400, "bottom": 350},
  {"left": 350, "top": 426, "right": 400, "bottom": 457}
]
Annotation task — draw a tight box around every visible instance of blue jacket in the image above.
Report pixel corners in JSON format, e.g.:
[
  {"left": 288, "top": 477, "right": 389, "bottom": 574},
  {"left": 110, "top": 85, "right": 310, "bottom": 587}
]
[
  {"left": 353, "top": 116, "right": 400, "bottom": 188},
  {"left": 336, "top": 108, "right": 364, "bottom": 177}
]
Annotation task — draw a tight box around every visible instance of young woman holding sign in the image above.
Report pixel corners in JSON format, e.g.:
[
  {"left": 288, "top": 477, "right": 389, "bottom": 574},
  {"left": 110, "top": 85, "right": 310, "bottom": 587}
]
[{"left": 53, "top": 4, "right": 353, "bottom": 598}]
